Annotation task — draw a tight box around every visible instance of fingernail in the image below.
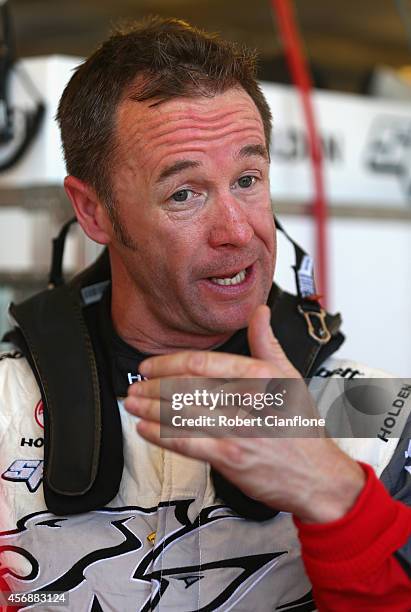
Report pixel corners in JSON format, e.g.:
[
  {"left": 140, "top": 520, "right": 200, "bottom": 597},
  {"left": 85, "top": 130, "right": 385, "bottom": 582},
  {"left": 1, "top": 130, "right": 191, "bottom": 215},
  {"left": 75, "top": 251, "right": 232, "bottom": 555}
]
[
  {"left": 124, "top": 397, "right": 135, "bottom": 412},
  {"left": 137, "top": 420, "right": 148, "bottom": 434}
]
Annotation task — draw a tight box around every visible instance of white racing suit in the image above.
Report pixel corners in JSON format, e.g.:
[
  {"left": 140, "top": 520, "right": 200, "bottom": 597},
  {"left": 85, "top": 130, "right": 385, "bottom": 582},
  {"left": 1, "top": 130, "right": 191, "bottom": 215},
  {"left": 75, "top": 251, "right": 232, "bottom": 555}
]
[{"left": 0, "top": 350, "right": 410, "bottom": 611}]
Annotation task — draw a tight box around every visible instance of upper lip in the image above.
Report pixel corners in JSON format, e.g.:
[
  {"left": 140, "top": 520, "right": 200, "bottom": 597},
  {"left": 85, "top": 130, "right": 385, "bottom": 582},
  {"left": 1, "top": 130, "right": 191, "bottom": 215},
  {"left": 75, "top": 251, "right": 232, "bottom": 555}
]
[{"left": 205, "top": 262, "right": 254, "bottom": 279}]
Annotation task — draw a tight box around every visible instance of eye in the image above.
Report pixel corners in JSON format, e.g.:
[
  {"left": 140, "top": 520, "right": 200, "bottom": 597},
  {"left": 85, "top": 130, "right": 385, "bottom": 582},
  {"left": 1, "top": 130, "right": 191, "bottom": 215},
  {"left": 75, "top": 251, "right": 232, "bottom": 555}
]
[
  {"left": 171, "top": 189, "right": 194, "bottom": 202},
  {"left": 237, "top": 175, "right": 256, "bottom": 189}
]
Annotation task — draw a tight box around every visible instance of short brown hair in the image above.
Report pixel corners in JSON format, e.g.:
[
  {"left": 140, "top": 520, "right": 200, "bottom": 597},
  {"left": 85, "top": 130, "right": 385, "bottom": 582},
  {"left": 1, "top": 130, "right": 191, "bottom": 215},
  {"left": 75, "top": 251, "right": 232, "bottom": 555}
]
[{"left": 57, "top": 16, "right": 272, "bottom": 209}]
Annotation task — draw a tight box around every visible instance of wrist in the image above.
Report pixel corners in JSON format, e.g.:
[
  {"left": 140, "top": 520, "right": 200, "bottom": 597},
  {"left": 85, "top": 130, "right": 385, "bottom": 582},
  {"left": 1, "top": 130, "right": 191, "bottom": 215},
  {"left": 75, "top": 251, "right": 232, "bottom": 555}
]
[{"left": 295, "top": 453, "right": 366, "bottom": 524}]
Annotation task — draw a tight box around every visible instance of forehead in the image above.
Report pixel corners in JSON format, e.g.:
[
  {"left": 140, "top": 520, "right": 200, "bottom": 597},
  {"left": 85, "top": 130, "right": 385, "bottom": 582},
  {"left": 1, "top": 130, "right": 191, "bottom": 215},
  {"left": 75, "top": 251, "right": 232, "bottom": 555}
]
[{"left": 115, "top": 88, "right": 266, "bottom": 173}]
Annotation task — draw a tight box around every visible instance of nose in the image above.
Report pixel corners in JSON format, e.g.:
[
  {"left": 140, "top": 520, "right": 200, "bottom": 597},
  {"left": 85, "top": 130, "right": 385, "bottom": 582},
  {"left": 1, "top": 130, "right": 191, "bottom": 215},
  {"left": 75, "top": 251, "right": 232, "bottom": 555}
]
[{"left": 208, "top": 193, "right": 254, "bottom": 248}]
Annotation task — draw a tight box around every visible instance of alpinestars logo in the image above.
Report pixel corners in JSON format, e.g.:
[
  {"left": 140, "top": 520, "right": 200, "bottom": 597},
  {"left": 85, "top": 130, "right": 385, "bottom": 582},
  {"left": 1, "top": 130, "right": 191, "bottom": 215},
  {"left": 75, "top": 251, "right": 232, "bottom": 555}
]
[
  {"left": 0, "top": 501, "right": 315, "bottom": 611},
  {"left": 364, "top": 116, "right": 411, "bottom": 200}
]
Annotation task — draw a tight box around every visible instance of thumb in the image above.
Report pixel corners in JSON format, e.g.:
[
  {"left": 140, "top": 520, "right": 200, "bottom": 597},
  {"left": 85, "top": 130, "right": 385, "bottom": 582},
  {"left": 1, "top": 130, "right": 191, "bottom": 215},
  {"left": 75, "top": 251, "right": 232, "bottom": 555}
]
[{"left": 248, "top": 305, "right": 291, "bottom": 368}]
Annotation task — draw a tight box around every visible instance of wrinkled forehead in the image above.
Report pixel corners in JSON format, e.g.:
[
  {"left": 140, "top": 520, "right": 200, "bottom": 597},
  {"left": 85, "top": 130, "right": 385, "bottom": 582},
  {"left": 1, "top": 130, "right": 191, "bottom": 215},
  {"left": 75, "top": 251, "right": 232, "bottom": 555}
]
[{"left": 114, "top": 87, "right": 267, "bottom": 157}]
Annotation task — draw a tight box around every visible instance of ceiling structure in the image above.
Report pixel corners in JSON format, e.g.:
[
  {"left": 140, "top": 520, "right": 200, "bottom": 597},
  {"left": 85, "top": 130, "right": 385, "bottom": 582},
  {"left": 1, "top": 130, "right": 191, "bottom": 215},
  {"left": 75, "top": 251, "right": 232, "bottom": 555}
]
[{"left": 9, "top": 0, "right": 411, "bottom": 93}]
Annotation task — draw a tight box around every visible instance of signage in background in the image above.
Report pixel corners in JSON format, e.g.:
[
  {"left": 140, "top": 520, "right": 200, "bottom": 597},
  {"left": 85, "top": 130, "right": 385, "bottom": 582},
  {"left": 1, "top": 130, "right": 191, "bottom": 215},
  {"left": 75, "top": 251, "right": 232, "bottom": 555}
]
[{"left": 262, "top": 82, "right": 411, "bottom": 209}]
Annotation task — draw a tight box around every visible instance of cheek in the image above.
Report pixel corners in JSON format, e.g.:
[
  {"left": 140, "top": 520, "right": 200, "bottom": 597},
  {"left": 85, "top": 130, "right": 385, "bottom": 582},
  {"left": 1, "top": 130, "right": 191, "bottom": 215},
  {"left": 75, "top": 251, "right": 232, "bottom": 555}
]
[
  {"left": 163, "top": 216, "right": 206, "bottom": 254},
  {"left": 254, "top": 208, "right": 276, "bottom": 251},
  {"left": 154, "top": 226, "right": 204, "bottom": 278}
]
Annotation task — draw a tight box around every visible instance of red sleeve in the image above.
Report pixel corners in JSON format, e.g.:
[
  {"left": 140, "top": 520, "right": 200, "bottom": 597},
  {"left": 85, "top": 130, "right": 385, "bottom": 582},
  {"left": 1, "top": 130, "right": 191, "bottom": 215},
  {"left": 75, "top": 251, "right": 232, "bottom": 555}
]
[{"left": 293, "top": 462, "right": 411, "bottom": 611}]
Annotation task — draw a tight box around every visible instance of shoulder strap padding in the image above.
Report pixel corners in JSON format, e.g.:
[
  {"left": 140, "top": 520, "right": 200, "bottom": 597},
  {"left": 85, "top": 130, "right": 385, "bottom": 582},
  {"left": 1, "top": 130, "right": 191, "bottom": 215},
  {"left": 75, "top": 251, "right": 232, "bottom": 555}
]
[{"left": 8, "top": 250, "right": 123, "bottom": 514}]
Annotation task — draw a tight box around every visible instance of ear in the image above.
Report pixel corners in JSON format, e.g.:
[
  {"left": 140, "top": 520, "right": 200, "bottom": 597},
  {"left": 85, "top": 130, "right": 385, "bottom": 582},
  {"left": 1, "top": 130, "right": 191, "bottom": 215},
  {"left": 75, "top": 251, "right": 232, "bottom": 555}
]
[{"left": 64, "top": 175, "right": 112, "bottom": 245}]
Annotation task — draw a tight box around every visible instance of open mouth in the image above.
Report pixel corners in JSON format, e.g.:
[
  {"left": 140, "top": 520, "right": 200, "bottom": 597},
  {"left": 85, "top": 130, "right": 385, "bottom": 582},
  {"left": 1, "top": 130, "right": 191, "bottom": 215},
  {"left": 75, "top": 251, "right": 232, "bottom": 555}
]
[{"left": 208, "top": 265, "right": 251, "bottom": 287}]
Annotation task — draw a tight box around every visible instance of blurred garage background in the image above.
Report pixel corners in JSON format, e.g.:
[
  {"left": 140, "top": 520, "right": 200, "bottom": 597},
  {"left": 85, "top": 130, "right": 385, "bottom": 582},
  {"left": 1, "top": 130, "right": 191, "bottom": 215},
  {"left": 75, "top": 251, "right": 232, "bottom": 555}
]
[{"left": 0, "top": 0, "right": 410, "bottom": 374}]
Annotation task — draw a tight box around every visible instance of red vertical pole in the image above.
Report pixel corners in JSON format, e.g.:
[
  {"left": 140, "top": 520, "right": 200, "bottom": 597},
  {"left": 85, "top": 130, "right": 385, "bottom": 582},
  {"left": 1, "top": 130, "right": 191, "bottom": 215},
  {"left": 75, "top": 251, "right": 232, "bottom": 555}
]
[{"left": 270, "top": 0, "right": 328, "bottom": 305}]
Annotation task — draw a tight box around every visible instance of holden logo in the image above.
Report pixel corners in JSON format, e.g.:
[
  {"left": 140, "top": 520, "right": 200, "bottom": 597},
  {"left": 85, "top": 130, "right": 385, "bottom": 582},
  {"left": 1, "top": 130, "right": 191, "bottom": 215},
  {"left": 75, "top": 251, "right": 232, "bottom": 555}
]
[{"left": 34, "top": 400, "right": 44, "bottom": 429}]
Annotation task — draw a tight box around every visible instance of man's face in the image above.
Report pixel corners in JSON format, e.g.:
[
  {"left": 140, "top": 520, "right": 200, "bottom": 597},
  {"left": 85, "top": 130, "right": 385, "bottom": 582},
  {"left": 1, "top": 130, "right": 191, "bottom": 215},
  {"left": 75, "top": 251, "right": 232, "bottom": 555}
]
[{"left": 110, "top": 87, "right": 276, "bottom": 341}]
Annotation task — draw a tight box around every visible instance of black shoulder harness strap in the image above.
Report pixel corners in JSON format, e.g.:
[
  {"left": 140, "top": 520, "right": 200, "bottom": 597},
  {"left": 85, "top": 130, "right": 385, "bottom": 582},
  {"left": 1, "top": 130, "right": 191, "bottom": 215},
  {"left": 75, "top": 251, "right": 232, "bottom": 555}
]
[
  {"left": 5, "top": 217, "right": 344, "bottom": 517},
  {"left": 6, "top": 250, "right": 124, "bottom": 515}
]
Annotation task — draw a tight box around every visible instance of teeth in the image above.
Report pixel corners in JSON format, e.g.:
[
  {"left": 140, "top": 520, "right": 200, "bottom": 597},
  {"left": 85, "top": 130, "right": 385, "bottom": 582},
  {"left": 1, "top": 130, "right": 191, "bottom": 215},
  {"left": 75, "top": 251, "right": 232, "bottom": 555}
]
[{"left": 210, "top": 269, "right": 247, "bottom": 286}]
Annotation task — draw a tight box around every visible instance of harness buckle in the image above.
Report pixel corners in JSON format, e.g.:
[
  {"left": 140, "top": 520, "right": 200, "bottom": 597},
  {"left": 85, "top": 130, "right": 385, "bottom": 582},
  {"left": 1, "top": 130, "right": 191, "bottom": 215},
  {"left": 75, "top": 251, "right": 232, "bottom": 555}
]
[{"left": 298, "top": 305, "right": 332, "bottom": 345}]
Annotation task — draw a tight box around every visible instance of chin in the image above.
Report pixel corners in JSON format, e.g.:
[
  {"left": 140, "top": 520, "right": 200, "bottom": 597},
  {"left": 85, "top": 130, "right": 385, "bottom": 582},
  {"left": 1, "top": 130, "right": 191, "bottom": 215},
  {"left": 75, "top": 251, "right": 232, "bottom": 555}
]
[
  {"left": 199, "top": 305, "right": 256, "bottom": 335},
  {"left": 189, "top": 280, "right": 272, "bottom": 335}
]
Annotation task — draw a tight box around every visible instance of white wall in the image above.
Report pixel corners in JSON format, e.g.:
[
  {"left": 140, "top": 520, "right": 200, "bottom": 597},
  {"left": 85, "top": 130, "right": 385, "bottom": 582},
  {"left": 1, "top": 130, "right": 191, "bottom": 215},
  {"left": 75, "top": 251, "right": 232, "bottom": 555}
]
[{"left": 275, "top": 214, "right": 411, "bottom": 376}]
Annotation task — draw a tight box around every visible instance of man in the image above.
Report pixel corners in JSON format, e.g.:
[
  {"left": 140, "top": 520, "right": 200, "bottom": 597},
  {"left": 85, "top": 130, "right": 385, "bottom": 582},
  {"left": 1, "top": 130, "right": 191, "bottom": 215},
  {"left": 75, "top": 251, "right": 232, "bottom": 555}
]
[{"left": 0, "top": 17, "right": 410, "bottom": 611}]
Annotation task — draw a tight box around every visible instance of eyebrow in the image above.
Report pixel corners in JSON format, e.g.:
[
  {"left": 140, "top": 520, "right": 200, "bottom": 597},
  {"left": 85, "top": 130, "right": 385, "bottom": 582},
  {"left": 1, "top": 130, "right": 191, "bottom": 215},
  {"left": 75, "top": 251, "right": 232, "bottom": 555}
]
[
  {"left": 156, "top": 160, "right": 201, "bottom": 184},
  {"left": 155, "top": 143, "right": 269, "bottom": 185},
  {"left": 236, "top": 144, "right": 269, "bottom": 161}
]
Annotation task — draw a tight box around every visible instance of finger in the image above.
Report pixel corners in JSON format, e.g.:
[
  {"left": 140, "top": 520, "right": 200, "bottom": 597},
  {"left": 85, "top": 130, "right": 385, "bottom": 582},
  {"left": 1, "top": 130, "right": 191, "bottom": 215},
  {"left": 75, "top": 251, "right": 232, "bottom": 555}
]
[
  {"left": 124, "top": 395, "right": 160, "bottom": 422},
  {"left": 126, "top": 393, "right": 244, "bottom": 439},
  {"left": 248, "top": 305, "right": 298, "bottom": 377},
  {"left": 128, "top": 376, "right": 226, "bottom": 406},
  {"left": 128, "top": 377, "right": 162, "bottom": 399},
  {"left": 126, "top": 383, "right": 268, "bottom": 438},
  {"left": 128, "top": 376, "right": 194, "bottom": 401},
  {"left": 139, "top": 350, "right": 274, "bottom": 379}
]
